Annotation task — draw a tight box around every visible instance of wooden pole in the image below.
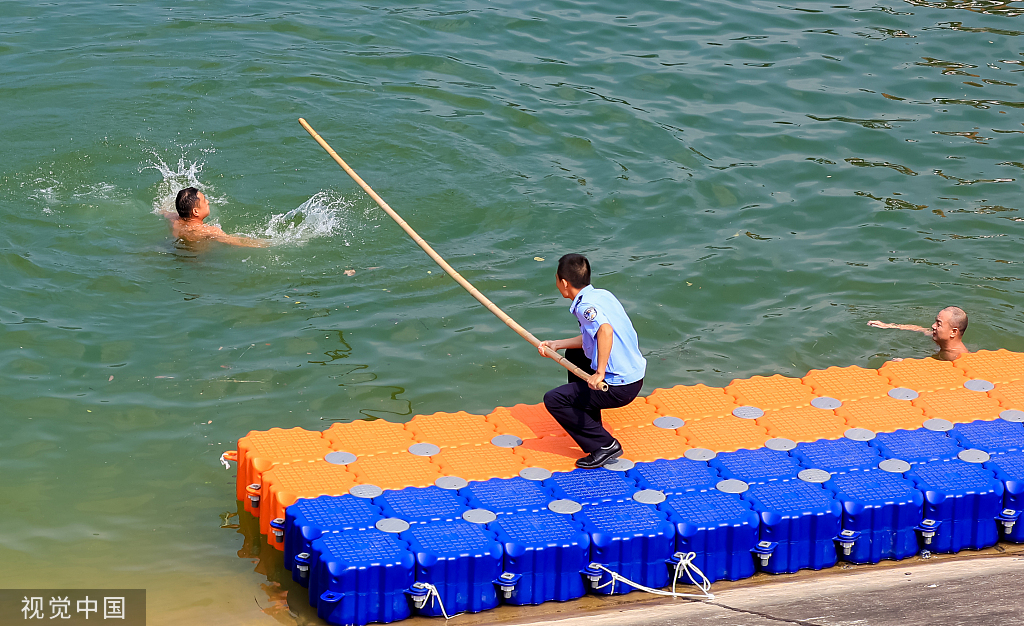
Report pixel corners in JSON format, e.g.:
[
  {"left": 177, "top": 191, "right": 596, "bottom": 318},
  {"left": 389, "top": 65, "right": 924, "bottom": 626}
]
[{"left": 299, "top": 118, "right": 607, "bottom": 392}]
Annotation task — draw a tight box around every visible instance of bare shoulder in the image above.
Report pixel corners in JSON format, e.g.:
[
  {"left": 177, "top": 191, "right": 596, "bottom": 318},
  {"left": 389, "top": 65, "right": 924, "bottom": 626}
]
[
  {"left": 201, "top": 223, "right": 229, "bottom": 236},
  {"left": 172, "top": 221, "right": 222, "bottom": 242}
]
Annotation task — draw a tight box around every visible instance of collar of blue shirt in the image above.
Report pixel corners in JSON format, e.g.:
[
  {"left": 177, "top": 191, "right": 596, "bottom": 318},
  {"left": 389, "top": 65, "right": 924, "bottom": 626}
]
[{"left": 570, "top": 284, "right": 595, "bottom": 315}]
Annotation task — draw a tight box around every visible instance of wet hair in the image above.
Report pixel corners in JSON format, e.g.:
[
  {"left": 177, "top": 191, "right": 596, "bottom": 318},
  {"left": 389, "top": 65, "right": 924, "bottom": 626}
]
[
  {"left": 942, "top": 306, "right": 968, "bottom": 337},
  {"left": 557, "top": 253, "right": 591, "bottom": 289},
  {"left": 175, "top": 187, "right": 201, "bottom": 218}
]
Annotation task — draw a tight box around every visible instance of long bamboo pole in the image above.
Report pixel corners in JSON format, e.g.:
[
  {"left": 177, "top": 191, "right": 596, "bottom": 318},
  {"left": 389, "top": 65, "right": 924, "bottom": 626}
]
[{"left": 298, "top": 118, "right": 608, "bottom": 392}]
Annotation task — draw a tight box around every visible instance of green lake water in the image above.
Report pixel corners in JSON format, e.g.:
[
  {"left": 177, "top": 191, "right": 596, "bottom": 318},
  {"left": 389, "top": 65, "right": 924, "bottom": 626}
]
[{"left": 2, "top": 0, "right": 1023, "bottom": 623}]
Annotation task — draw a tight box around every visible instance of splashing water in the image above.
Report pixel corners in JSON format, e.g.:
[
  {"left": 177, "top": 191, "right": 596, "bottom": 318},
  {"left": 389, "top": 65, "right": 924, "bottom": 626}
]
[
  {"left": 142, "top": 147, "right": 371, "bottom": 246},
  {"left": 21, "top": 172, "right": 120, "bottom": 215},
  {"left": 259, "top": 190, "right": 363, "bottom": 246},
  {"left": 141, "top": 149, "right": 219, "bottom": 215}
]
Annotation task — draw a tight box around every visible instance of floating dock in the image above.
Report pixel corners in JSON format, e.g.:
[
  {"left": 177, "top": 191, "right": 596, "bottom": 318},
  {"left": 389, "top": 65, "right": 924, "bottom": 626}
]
[{"left": 226, "top": 350, "right": 1024, "bottom": 625}]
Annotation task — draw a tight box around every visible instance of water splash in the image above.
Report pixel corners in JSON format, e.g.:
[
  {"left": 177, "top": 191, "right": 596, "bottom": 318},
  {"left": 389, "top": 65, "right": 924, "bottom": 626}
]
[
  {"left": 141, "top": 147, "right": 371, "bottom": 246},
  {"left": 22, "top": 174, "right": 119, "bottom": 214},
  {"left": 258, "top": 190, "right": 364, "bottom": 246},
  {"left": 141, "top": 149, "right": 221, "bottom": 215},
  {"left": 26, "top": 178, "right": 60, "bottom": 212}
]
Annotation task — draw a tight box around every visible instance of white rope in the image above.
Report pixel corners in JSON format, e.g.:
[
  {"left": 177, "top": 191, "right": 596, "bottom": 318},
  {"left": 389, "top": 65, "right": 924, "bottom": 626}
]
[
  {"left": 670, "top": 551, "right": 713, "bottom": 598},
  {"left": 219, "top": 452, "right": 231, "bottom": 470},
  {"left": 417, "top": 582, "right": 462, "bottom": 620},
  {"left": 592, "top": 552, "right": 714, "bottom": 600}
]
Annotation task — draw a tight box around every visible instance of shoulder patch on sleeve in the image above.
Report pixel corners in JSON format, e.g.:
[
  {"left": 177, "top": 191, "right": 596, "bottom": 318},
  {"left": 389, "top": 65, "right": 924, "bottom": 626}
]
[{"left": 583, "top": 306, "right": 598, "bottom": 322}]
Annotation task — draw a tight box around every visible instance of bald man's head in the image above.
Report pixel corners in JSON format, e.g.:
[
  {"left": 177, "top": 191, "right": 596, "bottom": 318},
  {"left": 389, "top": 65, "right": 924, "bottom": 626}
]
[
  {"left": 941, "top": 306, "right": 968, "bottom": 337},
  {"left": 931, "top": 306, "right": 968, "bottom": 351}
]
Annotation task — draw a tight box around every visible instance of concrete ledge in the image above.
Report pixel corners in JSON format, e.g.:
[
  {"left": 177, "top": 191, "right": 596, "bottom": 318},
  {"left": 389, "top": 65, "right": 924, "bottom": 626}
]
[{"left": 408, "top": 545, "right": 1024, "bottom": 626}]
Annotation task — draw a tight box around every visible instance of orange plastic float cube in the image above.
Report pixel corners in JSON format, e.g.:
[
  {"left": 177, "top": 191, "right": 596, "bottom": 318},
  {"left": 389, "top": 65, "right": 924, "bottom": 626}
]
[
  {"left": 879, "top": 358, "right": 968, "bottom": 392},
  {"left": 434, "top": 444, "right": 527, "bottom": 481},
  {"left": 992, "top": 379, "right": 1024, "bottom": 411},
  {"left": 726, "top": 375, "right": 817, "bottom": 410},
  {"left": 678, "top": 416, "right": 770, "bottom": 453},
  {"left": 404, "top": 411, "right": 496, "bottom": 448},
  {"left": 835, "top": 396, "right": 926, "bottom": 433},
  {"left": 492, "top": 403, "right": 565, "bottom": 439},
  {"left": 516, "top": 436, "right": 584, "bottom": 473},
  {"left": 258, "top": 460, "right": 356, "bottom": 543},
  {"left": 486, "top": 407, "right": 542, "bottom": 441},
  {"left": 509, "top": 403, "right": 565, "bottom": 438},
  {"left": 647, "top": 384, "right": 738, "bottom": 421},
  {"left": 953, "top": 349, "right": 1024, "bottom": 384},
  {"left": 323, "top": 419, "right": 415, "bottom": 456},
  {"left": 235, "top": 427, "right": 331, "bottom": 514},
  {"left": 913, "top": 388, "right": 1003, "bottom": 424},
  {"left": 613, "top": 424, "right": 690, "bottom": 462},
  {"left": 802, "top": 365, "right": 892, "bottom": 402},
  {"left": 602, "top": 397, "right": 659, "bottom": 430},
  {"left": 346, "top": 451, "right": 442, "bottom": 490},
  {"left": 758, "top": 406, "right": 848, "bottom": 442}
]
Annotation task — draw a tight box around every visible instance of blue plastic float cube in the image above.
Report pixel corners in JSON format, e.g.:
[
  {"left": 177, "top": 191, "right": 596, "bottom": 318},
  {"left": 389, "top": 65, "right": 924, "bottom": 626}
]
[
  {"left": 575, "top": 500, "right": 675, "bottom": 594},
  {"left": 309, "top": 529, "right": 415, "bottom": 626},
  {"left": 376, "top": 486, "right": 469, "bottom": 524},
  {"left": 872, "top": 428, "right": 961, "bottom": 464},
  {"left": 403, "top": 520, "right": 504, "bottom": 616},
  {"left": 284, "top": 494, "right": 382, "bottom": 580},
  {"left": 952, "top": 419, "right": 1024, "bottom": 455},
  {"left": 628, "top": 457, "right": 720, "bottom": 494},
  {"left": 711, "top": 448, "right": 801, "bottom": 484},
  {"left": 490, "top": 510, "right": 590, "bottom": 604},
  {"left": 905, "top": 459, "right": 1004, "bottom": 553},
  {"left": 462, "top": 477, "right": 552, "bottom": 514},
  {"left": 659, "top": 490, "right": 759, "bottom": 583},
  {"left": 792, "top": 438, "right": 882, "bottom": 474},
  {"left": 828, "top": 470, "right": 924, "bottom": 563},
  {"left": 546, "top": 469, "right": 637, "bottom": 505},
  {"left": 743, "top": 481, "right": 842, "bottom": 573},
  {"left": 984, "top": 451, "right": 1024, "bottom": 543}
]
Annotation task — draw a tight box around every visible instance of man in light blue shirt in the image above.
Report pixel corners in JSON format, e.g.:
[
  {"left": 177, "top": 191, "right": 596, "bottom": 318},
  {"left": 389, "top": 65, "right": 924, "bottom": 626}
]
[{"left": 538, "top": 254, "right": 647, "bottom": 468}]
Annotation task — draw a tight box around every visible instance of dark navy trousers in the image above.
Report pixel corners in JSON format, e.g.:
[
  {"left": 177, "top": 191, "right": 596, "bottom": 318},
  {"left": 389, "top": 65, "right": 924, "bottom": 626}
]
[{"left": 543, "top": 348, "right": 644, "bottom": 453}]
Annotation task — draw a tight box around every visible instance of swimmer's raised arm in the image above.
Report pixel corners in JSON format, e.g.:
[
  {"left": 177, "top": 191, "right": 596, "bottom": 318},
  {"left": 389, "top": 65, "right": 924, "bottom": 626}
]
[{"left": 867, "top": 320, "right": 932, "bottom": 335}]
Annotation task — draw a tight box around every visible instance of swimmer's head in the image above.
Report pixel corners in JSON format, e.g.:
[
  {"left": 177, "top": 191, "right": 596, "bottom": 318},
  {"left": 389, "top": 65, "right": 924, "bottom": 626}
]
[
  {"left": 175, "top": 187, "right": 209, "bottom": 220},
  {"left": 932, "top": 306, "right": 968, "bottom": 343},
  {"left": 556, "top": 253, "right": 591, "bottom": 297}
]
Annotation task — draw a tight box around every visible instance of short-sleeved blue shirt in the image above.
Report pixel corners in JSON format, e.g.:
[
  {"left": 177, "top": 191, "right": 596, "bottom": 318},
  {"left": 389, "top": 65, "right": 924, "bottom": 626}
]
[{"left": 570, "top": 284, "right": 647, "bottom": 386}]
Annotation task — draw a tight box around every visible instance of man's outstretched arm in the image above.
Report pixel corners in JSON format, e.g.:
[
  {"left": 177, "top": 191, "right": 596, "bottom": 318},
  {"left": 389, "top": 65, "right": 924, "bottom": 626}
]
[
  {"left": 867, "top": 320, "right": 931, "bottom": 335},
  {"left": 205, "top": 226, "right": 271, "bottom": 248},
  {"left": 214, "top": 233, "right": 271, "bottom": 248}
]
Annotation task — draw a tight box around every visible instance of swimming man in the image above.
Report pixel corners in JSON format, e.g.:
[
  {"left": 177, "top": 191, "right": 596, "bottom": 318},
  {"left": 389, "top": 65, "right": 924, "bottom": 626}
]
[
  {"left": 166, "top": 187, "right": 269, "bottom": 247},
  {"left": 868, "top": 306, "right": 970, "bottom": 361},
  {"left": 538, "top": 254, "right": 647, "bottom": 469}
]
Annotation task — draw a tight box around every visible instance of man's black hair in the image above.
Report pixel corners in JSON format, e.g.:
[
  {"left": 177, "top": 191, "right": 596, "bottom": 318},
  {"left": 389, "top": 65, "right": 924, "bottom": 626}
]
[
  {"left": 175, "top": 187, "right": 201, "bottom": 218},
  {"left": 557, "top": 253, "right": 591, "bottom": 289}
]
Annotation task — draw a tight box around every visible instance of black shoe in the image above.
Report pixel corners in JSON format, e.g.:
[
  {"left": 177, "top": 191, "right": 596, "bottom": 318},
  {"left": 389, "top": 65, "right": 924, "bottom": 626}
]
[{"left": 575, "top": 440, "right": 623, "bottom": 469}]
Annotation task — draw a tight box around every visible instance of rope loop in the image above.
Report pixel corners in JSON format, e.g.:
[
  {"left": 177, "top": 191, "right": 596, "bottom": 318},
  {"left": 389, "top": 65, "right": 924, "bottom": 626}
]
[
  {"left": 418, "top": 582, "right": 462, "bottom": 620},
  {"left": 590, "top": 553, "right": 714, "bottom": 601}
]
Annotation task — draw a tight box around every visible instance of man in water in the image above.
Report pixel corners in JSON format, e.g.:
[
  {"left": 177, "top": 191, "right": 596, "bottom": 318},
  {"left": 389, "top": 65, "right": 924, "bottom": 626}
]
[
  {"left": 538, "top": 254, "right": 647, "bottom": 469},
  {"left": 868, "top": 306, "right": 970, "bottom": 361},
  {"left": 166, "top": 187, "right": 269, "bottom": 247}
]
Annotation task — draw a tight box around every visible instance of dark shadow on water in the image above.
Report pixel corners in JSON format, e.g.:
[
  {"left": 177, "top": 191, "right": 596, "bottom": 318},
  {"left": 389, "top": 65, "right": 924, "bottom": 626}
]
[{"left": 233, "top": 500, "right": 321, "bottom": 626}]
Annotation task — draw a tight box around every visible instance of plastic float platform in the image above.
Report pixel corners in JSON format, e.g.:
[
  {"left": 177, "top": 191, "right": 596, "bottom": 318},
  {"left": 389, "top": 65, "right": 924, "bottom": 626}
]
[{"left": 225, "top": 350, "right": 1024, "bottom": 625}]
